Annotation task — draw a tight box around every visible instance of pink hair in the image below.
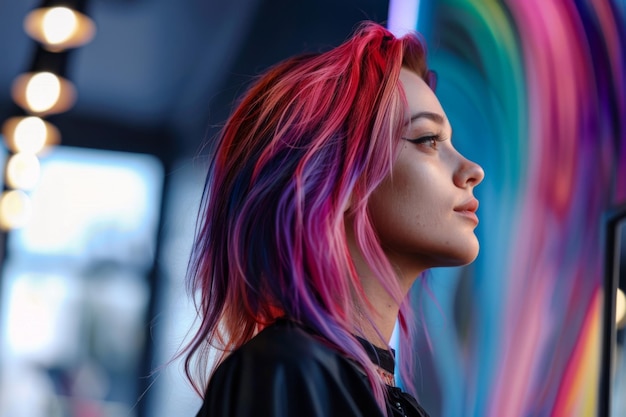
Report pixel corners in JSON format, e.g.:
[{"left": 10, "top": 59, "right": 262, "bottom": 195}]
[{"left": 184, "top": 21, "right": 431, "bottom": 412}]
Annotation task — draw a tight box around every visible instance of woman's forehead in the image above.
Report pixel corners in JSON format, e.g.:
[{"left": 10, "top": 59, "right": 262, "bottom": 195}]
[{"left": 399, "top": 68, "right": 447, "bottom": 124}]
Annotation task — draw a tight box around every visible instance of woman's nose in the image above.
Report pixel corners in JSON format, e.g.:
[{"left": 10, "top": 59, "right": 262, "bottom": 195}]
[{"left": 454, "top": 156, "right": 485, "bottom": 188}]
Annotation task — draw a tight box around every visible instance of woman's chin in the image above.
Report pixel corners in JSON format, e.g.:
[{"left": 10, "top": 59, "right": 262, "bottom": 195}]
[{"left": 437, "top": 239, "right": 480, "bottom": 267}]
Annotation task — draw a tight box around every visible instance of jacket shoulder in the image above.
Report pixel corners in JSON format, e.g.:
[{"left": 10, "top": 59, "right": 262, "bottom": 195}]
[{"left": 198, "top": 320, "right": 383, "bottom": 417}]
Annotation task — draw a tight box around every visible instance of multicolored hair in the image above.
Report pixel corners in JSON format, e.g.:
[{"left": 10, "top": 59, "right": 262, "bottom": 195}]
[{"left": 184, "top": 21, "right": 432, "bottom": 411}]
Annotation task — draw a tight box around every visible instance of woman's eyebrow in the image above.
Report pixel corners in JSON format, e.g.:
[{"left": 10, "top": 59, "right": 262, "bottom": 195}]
[
  {"left": 408, "top": 111, "right": 446, "bottom": 124},
  {"left": 404, "top": 111, "right": 453, "bottom": 139}
]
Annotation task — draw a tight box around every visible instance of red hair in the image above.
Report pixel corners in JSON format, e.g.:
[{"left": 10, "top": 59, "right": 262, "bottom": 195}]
[{"left": 184, "top": 21, "right": 431, "bottom": 412}]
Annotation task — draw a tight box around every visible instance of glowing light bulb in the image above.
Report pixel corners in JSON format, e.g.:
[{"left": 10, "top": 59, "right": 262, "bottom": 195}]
[
  {"left": 2, "top": 116, "right": 60, "bottom": 154},
  {"left": 14, "top": 117, "right": 48, "bottom": 154},
  {"left": 25, "top": 72, "right": 61, "bottom": 113},
  {"left": 0, "top": 190, "right": 32, "bottom": 230},
  {"left": 7, "top": 153, "right": 41, "bottom": 191},
  {"left": 12, "top": 72, "right": 76, "bottom": 115},
  {"left": 617, "top": 288, "right": 626, "bottom": 329},
  {"left": 41, "top": 7, "right": 78, "bottom": 46},
  {"left": 24, "top": 7, "right": 96, "bottom": 51}
]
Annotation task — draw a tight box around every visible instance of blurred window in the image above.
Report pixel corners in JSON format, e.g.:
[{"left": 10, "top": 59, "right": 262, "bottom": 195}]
[{"left": 0, "top": 145, "right": 163, "bottom": 417}]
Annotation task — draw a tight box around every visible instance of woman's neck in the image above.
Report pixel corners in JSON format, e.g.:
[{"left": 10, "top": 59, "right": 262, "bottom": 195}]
[
  {"left": 345, "top": 222, "right": 422, "bottom": 348},
  {"left": 356, "top": 281, "right": 400, "bottom": 348}
]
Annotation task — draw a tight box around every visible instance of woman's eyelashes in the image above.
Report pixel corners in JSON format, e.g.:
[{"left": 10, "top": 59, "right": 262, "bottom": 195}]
[{"left": 403, "top": 134, "right": 443, "bottom": 150}]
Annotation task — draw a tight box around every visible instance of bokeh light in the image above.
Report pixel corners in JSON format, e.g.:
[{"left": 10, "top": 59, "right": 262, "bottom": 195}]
[
  {"left": 24, "top": 6, "right": 96, "bottom": 51},
  {"left": 1, "top": 116, "right": 60, "bottom": 155},
  {"left": 617, "top": 288, "right": 625, "bottom": 329},
  {"left": 25, "top": 72, "right": 60, "bottom": 113},
  {"left": 6, "top": 153, "right": 41, "bottom": 191},
  {"left": 11, "top": 72, "right": 76, "bottom": 115},
  {"left": 42, "top": 7, "right": 78, "bottom": 46},
  {"left": 0, "top": 190, "right": 33, "bottom": 230}
]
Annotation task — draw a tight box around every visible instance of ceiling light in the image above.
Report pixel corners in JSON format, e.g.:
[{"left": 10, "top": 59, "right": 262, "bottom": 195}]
[
  {"left": 6, "top": 153, "right": 41, "bottom": 191},
  {"left": 0, "top": 190, "right": 32, "bottom": 230},
  {"left": 24, "top": 3, "right": 95, "bottom": 51},
  {"left": 11, "top": 47, "right": 77, "bottom": 115},
  {"left": 12, "top": 71, "right": 76, "bottom": 115},
  {"left": 2, "top": 116, "right": 61, "bottom": 154}
]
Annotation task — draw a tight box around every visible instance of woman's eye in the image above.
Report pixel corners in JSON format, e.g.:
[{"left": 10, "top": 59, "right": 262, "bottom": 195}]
[{"left": 404, "top": 135, "right": 441, "bottom": 149}]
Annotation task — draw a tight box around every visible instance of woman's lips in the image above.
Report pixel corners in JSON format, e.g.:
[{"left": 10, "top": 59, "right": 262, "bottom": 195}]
[{"left": 454, "top": 198, "right": 479, "bottom": 224}]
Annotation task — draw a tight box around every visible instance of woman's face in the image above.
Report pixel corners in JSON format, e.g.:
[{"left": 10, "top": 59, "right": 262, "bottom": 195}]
[{"left": 368, "top": 68, "right": 485, "bottom": 279}]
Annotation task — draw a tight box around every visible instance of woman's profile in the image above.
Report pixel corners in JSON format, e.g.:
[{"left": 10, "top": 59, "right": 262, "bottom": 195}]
[{"left": 182, "top": 21, "right": 484, "bottom": 417}]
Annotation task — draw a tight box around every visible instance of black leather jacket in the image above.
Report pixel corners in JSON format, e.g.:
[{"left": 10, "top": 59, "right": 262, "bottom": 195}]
[{"left": 197, "top": 319, "right": 431, "bottom": 417}]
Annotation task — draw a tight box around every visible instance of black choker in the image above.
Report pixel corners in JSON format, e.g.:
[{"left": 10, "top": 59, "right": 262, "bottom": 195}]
[{"left": 355, "top": 336, "right": 396, "bottom": 386}]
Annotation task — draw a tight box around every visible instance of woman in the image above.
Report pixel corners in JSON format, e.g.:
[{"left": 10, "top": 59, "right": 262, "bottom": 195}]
[{"left": 184, "top": 21, "right": 484, "bottom": 417}]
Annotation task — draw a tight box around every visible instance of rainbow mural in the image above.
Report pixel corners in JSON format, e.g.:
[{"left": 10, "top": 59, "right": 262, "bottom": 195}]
[{"left": 389, "top": 1, "right": 626, "bottom": 416}]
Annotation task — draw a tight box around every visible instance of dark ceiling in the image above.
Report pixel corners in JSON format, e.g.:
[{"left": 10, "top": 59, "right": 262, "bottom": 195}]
[{"left": 0, "top": 0, "right": 390, "bottom": 165}]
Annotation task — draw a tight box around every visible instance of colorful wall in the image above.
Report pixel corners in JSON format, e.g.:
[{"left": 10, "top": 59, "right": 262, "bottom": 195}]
[{"left": 395, "top": 1, "right": 626, "bottom": 416}]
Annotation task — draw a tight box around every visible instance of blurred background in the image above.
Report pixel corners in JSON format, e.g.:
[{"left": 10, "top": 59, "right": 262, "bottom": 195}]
[{"left": 0, "top": 1, "right": 624, "bottom": 417}]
